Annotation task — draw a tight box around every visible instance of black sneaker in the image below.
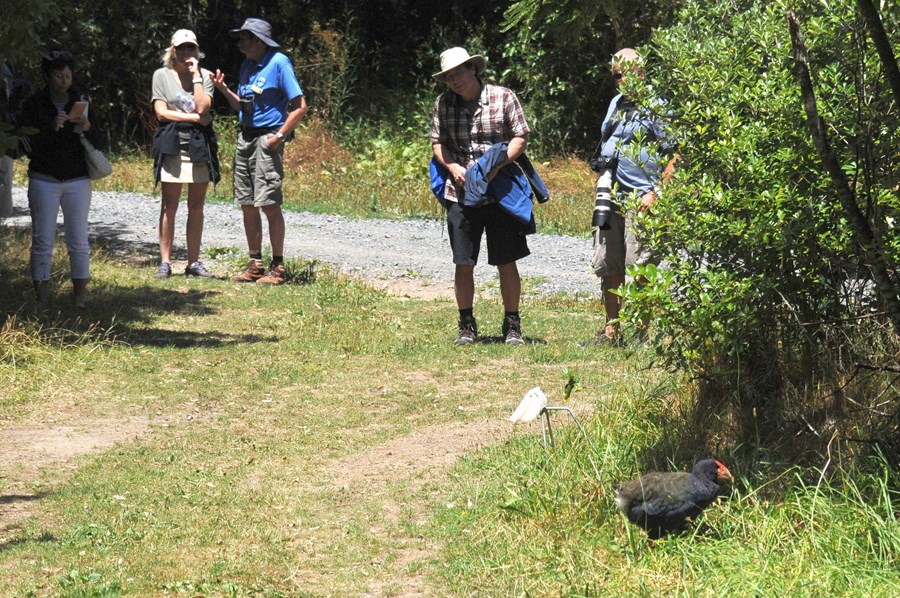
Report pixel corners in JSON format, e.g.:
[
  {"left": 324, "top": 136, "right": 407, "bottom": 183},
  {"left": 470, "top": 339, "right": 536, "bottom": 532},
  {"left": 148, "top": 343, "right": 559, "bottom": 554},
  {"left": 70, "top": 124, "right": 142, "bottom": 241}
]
[
  {"left": 155, "top": 262, "right": 172, "bottom": 279},
  {"left": 185, "top": 261, "right": 214, "bottom": 277},
  {"left": 455, "top": 315, "right": 478, "bottom": 346},
  {"left": 502, "top": 315, "right": 525, "bottom": 346}
]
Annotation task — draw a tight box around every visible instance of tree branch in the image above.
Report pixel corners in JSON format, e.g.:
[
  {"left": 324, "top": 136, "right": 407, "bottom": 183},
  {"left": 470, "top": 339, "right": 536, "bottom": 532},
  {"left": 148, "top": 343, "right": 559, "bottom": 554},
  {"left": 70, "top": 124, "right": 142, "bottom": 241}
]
[
  {"left": 855, "top": 363, "right": 900, "bottom": 374},
  {"left": 857, "top": 0, "right": 900, "bottom": 107}
]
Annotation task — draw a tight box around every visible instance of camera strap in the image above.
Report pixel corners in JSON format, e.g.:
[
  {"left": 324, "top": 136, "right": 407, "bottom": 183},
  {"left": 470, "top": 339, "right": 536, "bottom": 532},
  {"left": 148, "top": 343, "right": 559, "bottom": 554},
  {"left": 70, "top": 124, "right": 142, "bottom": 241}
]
[{"left": 590, "top": 97, "right": 638, "bottom": 164}]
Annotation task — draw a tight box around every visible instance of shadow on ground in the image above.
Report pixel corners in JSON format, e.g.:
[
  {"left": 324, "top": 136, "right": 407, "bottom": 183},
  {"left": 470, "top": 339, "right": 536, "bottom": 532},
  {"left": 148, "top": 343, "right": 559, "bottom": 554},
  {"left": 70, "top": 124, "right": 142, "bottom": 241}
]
[
  {"left": 0, "top": 493, "right": 55, "bottom": 552},
  {"left": 0, "top": 224, "right": 276, "bottom": 349}
]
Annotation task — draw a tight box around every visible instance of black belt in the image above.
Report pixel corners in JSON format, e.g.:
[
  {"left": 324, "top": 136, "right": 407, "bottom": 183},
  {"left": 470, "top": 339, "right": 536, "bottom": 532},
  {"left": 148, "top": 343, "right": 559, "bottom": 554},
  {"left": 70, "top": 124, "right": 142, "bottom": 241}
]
[{"left": 240, "top": 126, "right": 279, "bottom": 139}]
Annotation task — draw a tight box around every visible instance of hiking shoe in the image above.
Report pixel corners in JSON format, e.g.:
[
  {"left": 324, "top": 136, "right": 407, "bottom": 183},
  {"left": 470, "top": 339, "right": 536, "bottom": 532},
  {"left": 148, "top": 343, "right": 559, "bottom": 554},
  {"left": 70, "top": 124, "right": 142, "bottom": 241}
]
[
  {"left": 502, "top": 315, "right": 525, "bottom": 346},
  {"left": 155, "top": 262, "right": 172, "bottom": 279},
  {"left": 257, "top": 263, "right": 286, "bottom": 285},
  {"left": 455, "top": 316, "right": 478, "bottom": 346},
  {"left": 185, "top": 261, "right": 214, "bottom": 277},
  {"left": 231, "top": 258, "right": 265, "bottom": 282}
]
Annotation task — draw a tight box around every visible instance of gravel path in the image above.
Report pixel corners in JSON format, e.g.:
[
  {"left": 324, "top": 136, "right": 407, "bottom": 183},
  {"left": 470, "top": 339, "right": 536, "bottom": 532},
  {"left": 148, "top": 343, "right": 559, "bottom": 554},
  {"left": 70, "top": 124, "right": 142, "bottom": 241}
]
[{"left": 3, "top": 187, "right": 599, "bottom": 299}]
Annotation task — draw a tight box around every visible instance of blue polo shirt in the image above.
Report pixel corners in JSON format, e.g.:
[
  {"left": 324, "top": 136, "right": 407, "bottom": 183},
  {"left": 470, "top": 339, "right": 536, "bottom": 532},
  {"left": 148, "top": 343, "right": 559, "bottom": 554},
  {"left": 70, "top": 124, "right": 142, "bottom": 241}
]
[
  {"left": 599, "top": 92, "right": 674, "bottom": 194},
  {"left": 237, "top": 49, "right": 303, "bottom": 128}
]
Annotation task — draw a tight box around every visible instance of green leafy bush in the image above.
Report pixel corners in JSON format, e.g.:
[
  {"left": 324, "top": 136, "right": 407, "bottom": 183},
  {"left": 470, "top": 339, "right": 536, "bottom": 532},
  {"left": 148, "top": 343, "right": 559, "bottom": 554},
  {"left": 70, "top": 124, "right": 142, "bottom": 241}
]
[{"left": 620, "top": 0, "right": 900, "bottom": 446}]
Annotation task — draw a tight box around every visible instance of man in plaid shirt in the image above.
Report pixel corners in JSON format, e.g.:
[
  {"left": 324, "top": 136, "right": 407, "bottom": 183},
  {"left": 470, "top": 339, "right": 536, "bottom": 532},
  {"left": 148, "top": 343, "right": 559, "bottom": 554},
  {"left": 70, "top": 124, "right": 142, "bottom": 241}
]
[{"left": 430, "top": 47, "right": 532, "bottom": 346}]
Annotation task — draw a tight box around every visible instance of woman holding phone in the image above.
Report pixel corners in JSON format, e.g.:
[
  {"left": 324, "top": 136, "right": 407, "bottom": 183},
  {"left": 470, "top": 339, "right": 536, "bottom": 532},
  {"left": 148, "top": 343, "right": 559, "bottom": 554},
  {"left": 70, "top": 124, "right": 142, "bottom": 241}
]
[
  {"left": 151, "top": 29, "right": 219, "bottom": 279},
  {"left": 18, "top": 50, "right": 104, "bottom": 308}
]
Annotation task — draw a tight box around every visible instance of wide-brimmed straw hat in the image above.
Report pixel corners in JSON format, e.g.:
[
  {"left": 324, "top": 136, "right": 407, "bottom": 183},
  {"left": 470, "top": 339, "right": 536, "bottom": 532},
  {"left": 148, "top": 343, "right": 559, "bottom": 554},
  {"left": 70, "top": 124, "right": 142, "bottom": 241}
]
[
  {"left": 170, "top": 29, "right": 198, "bottom": 48},
  {"left": 229, "top": 18, "right": 280, "bottom": 48},
  {"left": 432, "top": 47, "right": 486, "bottom": 82}
]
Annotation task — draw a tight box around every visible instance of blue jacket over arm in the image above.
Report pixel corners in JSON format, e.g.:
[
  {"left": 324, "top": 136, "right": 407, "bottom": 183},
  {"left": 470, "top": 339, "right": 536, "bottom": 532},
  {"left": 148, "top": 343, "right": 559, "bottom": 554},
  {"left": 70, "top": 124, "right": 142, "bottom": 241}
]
[{"left": 430, "top": 142, "right": 549, "bottom": 230}]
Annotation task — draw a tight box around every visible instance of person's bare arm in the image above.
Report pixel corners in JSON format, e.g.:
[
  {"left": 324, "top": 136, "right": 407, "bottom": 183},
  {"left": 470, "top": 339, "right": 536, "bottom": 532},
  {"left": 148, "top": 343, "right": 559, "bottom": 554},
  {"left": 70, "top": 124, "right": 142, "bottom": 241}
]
[
  {"left": 266, "top": 95, "right": 308, "bottom": 150},
  {"left": 487, "top": 135, "right": 528, "bottom": 181},
  {"left": 187, "top": 58, "right": 211, "bottom": 115},
  {"left": 211, "top": 69, "right": 241, "bottom": 111},
  {"left": 640, "top": 153, "right": 680, "bottom": 212},
  {"left": 153, "top": 99, "right": 209, "bottom": 125}
]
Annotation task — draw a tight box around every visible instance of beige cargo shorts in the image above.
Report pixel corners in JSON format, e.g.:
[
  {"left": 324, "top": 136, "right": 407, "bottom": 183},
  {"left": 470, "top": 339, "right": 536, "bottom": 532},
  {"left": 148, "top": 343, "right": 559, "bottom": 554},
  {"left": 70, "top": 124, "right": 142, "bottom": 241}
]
[
  {"left": 591, "top": 207, "right": 655, "bottom": 279},
  {"left": 234, "top": 130, "right": 284, "bottom": 207}
]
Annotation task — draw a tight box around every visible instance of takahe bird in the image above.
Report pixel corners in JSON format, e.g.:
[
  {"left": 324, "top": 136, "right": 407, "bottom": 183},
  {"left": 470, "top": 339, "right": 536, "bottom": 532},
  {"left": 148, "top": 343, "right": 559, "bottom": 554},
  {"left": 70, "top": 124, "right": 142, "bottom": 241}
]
[{"left": 615, "top": 459, "right": 733, "bottom": 539}]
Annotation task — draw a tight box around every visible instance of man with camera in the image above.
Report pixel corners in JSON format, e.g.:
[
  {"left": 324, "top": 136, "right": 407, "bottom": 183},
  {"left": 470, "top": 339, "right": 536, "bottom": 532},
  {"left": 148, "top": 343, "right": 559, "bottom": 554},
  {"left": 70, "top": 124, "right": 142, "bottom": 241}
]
[{"left": 588, "top": 48, "right": 678, "bottom": 344}]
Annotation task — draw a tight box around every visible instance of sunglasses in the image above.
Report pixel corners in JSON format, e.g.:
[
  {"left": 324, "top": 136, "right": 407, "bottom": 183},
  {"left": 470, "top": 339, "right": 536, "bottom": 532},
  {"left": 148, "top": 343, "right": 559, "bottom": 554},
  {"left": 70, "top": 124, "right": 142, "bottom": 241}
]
[{"left": 48, "top": 50, "right": 74, "bottom": 62}]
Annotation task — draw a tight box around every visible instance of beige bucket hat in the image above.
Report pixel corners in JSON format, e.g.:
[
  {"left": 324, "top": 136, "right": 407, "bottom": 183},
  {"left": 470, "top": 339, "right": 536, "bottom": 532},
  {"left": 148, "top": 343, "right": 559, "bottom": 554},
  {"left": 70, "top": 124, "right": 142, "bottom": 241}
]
[{"left": 432, "top": 47, "right": 486, "bottom": 82}]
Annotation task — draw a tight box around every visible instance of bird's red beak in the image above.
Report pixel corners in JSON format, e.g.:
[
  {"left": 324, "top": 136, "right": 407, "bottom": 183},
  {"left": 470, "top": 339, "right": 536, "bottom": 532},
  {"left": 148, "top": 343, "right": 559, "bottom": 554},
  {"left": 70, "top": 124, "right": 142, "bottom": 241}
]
[{"left": 715, "top": 461, "right": 734, "bottom": 481}]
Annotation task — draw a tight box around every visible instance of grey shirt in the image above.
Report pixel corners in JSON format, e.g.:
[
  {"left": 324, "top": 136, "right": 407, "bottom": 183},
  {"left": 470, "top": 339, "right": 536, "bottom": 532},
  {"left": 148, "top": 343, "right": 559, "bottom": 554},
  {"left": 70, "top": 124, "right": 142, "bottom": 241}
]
[{"left": 151, "top": 67, "right": 214, "bottom": 113}]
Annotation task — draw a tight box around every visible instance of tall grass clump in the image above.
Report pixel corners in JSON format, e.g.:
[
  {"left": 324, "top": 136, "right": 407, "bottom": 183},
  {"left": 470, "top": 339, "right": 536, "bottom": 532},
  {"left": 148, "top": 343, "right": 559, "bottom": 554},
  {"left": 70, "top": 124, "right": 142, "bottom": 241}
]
[{"left": 431, "top": 366, "right": 900, "bottom": 595}]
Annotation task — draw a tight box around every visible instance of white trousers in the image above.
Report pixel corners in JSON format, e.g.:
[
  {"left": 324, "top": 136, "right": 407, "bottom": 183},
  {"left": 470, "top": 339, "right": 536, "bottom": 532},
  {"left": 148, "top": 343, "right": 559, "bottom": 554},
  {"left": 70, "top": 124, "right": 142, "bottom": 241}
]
[{"left": 28, "top": 177, "right": 92, "bottom": 281}]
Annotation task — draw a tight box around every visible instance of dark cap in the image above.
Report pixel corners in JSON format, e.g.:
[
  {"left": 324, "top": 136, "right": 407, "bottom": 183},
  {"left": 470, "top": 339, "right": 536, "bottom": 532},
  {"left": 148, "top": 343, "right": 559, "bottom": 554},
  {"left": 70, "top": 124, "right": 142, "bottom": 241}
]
[{"left": 229, "top": 18, "right": 280, "bottom": 48}]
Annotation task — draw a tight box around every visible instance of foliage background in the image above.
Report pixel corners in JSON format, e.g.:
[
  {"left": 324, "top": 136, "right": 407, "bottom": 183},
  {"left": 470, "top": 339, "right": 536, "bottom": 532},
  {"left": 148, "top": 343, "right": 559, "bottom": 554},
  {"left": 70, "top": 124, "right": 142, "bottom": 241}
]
[{"left": 3, "top": 0, "right": 676, "bottom": 156}]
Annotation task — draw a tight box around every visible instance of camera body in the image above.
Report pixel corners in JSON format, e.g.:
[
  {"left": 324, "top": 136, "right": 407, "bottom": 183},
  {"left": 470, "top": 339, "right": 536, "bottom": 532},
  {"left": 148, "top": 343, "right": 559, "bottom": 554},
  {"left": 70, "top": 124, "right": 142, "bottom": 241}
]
[
  {"left": 589, "top": 154, "right": 618, "bottom": 174},
  {"left": 239, "top": 94, "right": 255, "bottom": 121},
  {"left": 591, "top": 156, "right": 618, "bottom": 230}
]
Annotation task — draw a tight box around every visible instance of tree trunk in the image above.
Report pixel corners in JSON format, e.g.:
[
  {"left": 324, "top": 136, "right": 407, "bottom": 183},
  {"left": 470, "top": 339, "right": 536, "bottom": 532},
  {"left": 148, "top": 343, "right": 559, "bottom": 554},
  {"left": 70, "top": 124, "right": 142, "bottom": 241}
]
[
  {"left": 857, "top": 0, "right": 900, "bottom": 107},
  {"left": 787, "top": 11, "right": 900, "bottom": 337}
]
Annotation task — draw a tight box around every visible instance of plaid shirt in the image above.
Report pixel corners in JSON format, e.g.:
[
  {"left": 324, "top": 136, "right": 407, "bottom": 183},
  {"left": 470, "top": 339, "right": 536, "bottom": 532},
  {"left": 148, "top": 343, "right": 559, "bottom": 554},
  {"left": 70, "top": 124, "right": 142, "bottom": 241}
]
[{"left": 430, "top": 83, "right": 530, "bottom": 202}]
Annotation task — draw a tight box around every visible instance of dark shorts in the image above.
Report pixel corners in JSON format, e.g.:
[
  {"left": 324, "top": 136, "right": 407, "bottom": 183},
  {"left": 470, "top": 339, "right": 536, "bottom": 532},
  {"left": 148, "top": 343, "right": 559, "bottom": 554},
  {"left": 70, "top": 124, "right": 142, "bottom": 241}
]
[{"left": 446, "top": 201, "right": 530, "bottom": 266}]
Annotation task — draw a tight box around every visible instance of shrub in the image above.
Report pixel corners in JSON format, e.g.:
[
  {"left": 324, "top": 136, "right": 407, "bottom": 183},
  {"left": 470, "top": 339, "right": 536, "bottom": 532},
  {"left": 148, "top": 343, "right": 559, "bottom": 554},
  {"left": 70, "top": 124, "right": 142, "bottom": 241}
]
[{"left": 620, "top": 0, "right": 900, "bottom": 454}]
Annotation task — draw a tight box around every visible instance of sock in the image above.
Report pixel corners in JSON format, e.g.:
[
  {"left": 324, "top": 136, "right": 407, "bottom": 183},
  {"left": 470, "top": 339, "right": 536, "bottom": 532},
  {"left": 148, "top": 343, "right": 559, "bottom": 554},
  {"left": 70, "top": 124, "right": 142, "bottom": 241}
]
[
  {"left": 505, "top": 311, "right": 520, "bottom": 320},
  {"left": 250, "top": 252, "right": 263, "bottom": 261},
  {"left": 459, "top": 308, "right": 474, "bottom": 321},
  {"left": 271, "top": 256, "right": 284, "bottom": 267}
]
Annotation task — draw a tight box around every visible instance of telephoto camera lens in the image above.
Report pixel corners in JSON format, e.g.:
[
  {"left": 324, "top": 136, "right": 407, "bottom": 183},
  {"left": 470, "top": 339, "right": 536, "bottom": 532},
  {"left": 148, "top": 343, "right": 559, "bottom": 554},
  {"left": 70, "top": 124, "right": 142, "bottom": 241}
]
[{"left": 592, "top": 170, "right": 615, "bottom": 230}]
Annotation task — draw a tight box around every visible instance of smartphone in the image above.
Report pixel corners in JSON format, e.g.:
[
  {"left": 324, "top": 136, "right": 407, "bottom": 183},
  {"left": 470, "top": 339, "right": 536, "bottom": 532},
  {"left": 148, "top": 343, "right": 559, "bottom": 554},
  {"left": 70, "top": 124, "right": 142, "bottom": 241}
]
[{"left": 67, "top": 101, "right": 89, "bottom": 121}]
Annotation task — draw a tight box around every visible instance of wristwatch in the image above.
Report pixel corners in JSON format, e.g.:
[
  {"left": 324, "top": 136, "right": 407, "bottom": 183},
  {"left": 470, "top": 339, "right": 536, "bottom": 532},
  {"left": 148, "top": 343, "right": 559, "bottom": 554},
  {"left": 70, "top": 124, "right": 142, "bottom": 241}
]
[{"left": 274, "top": 131, "right": 284, "bottom": 141}]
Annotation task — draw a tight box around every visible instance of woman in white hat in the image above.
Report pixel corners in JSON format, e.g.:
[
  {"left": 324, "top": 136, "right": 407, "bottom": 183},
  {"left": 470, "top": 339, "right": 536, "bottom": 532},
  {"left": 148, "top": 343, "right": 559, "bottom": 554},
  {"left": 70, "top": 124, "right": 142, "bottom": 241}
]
[
  {"left": 150, "top": 29, "right": 219, "bottom": 279},
  {"left": 430, "top": 46, "right": 533, "bottom": 346}
]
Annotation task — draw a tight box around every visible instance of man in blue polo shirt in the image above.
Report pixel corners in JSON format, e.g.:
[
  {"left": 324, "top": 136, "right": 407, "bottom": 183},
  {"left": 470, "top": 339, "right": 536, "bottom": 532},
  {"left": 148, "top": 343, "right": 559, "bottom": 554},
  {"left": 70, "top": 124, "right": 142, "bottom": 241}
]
[
  {"left": 589, "top": 48, "right": 678, "bottom": 344},
  {"left": 212, "top": 18, "right": 307, "bottom": 285}
]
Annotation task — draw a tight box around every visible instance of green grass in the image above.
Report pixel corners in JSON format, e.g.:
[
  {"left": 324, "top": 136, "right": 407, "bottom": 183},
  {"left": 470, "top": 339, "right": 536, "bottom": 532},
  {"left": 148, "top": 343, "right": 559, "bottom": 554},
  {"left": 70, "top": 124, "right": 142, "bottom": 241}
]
[
  {"left": 2, "top": 214, "right": 897, "bottom": 595},
  {"left": 432, "top": 421, "right": 899, "bottom": 595},
  {"left": 0, "top": 226, "right": 613, "bottom": 595}
]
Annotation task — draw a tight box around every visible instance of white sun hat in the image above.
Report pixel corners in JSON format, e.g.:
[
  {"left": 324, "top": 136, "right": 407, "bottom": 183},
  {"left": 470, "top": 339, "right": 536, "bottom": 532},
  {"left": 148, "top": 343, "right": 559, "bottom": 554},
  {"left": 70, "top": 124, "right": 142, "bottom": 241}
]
[{"left": 432, "top": 47, "right": 486, "bottom": 82}]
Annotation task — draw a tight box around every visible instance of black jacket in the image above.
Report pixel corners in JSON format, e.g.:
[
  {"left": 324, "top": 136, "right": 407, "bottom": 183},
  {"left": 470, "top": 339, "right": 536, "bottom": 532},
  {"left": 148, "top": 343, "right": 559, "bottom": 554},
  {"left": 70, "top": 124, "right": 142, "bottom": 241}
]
[
  {"left": 18, "top": 88, "right": 105, "bottom": 181},
  {"left": 152, "top": 121, "right": 220, "bottom": 186}
]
